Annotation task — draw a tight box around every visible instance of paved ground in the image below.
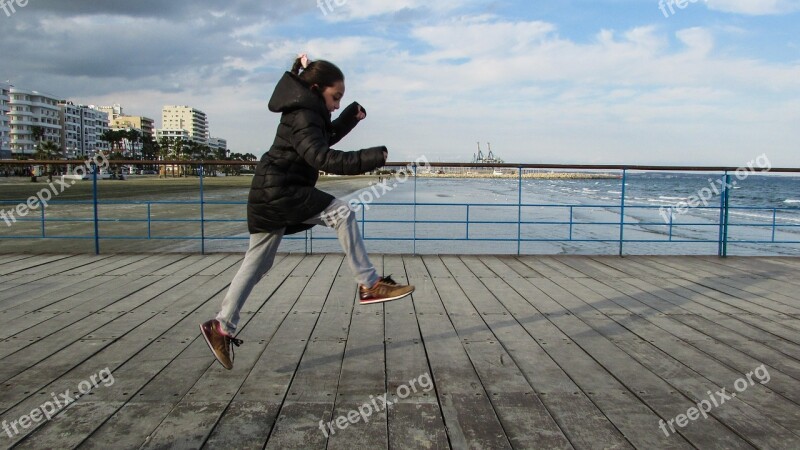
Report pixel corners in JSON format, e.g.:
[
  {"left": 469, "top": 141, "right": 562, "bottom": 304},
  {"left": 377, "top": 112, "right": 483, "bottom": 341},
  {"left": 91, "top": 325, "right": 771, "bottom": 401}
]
[{"left": 0, "top": 254, "right": 799, "bottom": 449}]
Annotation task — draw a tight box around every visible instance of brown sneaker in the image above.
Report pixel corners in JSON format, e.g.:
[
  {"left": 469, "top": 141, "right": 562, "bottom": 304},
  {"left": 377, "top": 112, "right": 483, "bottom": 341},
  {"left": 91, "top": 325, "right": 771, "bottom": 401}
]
[
  {"left": 359, "top": 275, "right": 415, "bottom": 305},
  {"left": 200, "top": 319, "right": 243, "bottom": 370}
]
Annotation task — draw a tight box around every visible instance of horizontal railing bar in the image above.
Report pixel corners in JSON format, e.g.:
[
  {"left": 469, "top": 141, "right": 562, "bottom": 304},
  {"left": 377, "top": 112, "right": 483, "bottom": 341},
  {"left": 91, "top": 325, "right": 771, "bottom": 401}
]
[{"left": 3, "top": 160, "right": 800, "bottom": 173}]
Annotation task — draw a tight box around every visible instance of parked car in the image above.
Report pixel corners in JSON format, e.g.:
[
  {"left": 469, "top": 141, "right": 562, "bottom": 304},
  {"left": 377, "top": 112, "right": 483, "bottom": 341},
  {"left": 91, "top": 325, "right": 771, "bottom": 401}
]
[{"left": 81, "top": 169, "right": 112, "bottom": 180}]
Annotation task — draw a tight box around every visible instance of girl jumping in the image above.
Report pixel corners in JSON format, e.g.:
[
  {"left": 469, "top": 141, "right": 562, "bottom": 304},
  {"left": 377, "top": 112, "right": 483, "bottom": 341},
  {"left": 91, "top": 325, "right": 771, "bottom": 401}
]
[{"left": 201, "top": 54, "right": 414, "bottom": 370}]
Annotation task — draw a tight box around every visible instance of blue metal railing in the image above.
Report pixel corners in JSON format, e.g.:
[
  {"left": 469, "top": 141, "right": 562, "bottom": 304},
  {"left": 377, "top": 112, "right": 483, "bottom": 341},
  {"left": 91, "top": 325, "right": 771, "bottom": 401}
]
[{"left": 1, "top": 162, "right": 798, "bottom": 256}]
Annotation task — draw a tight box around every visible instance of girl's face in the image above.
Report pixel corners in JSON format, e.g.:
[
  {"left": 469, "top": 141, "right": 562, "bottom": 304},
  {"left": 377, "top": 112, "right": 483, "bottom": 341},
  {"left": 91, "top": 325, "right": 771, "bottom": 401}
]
[{"left": 319, "top": 80, "right": 345, "bottom": 113}]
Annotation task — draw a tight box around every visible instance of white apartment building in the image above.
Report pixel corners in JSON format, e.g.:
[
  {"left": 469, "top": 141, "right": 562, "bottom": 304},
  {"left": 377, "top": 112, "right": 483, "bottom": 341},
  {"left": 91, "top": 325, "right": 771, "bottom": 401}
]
[
  {"left": 0, "top": 83, "right": 10, "bottom": 159},
  {"left": 161, "top": 105, "right": 208, "bottom": 144},
  {"left": 59, "top": 102, "right": 110, "bottom": 158},
  {"left": 8, "top": 88, "right": 62, "bottom": 156}
]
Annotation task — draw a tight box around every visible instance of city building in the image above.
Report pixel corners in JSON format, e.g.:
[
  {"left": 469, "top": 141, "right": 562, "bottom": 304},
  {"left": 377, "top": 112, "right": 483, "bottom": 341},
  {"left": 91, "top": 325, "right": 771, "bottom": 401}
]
[
  {"left": 97, "top": 104, "right": 123, "bottom": 123},
  {"left": 111, "top": 115, "right": 155, "bottom": 138},
  {"left": 59, "top": 102, "right": 110, "bottom": 158},
  {"left": 161, "top": 105, "right": 208, "bottom": 144},
  {"left": 208, "top": 137, "right": 228, "bottom": 158},
  {"left": 0, "top": 83, "right": 10, "bottom": 159},
  {"left": 8, "top": 87, "right": 62, "bottom": 157}
]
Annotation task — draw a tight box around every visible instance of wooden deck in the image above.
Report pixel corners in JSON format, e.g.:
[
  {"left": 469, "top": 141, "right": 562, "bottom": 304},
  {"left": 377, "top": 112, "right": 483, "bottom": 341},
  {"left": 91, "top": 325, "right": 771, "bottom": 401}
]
[{"left": 0, "top": 254, "right": 799, "bottom": 449}]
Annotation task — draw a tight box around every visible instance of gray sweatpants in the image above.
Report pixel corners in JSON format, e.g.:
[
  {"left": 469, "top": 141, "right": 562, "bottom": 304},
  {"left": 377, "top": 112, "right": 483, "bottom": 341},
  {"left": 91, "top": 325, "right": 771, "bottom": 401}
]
[{"left": 215, "top": 199, "right": 380, "bottom": 335}]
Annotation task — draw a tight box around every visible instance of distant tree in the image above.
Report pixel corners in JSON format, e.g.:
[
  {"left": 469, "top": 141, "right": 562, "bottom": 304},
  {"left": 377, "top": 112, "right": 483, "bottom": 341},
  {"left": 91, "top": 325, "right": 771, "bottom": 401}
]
[
  {"left": 125, "top": 129, "right": 141, "bottom": 158},
  {"left": 141, "top": 134, "right": 158, "bottom": 161},
  {"left": 31, "top": 125, "right": 45, "bottom": 145},
  {"left": 157, "top": 136, "right": 172, "bottom": 161},
  {"left": 35, "top": 140, "right": 62, "bottom": 182},
  {"left": 101, "top": 130, "right": 123, "bottom": 153}
]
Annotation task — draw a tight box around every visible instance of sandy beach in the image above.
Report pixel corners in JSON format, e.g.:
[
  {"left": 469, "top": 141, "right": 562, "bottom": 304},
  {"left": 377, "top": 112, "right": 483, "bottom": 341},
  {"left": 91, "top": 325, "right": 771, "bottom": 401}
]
[{"left": 0, "top": 175, "right": 378, "bottom": 254}]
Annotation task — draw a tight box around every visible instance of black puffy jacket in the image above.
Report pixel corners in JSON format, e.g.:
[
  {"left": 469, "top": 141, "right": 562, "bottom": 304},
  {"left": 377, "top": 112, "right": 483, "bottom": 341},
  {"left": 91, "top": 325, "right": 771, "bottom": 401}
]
[{"left": 247, "top": 72, "right": 387, "bottom": 235}]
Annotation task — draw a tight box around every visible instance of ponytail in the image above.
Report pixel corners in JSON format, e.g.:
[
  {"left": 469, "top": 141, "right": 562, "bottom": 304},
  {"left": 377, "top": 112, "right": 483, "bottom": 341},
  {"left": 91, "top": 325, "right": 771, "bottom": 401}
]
[{"left": 291, "top": 54, "right": 345, "bottom": 90}]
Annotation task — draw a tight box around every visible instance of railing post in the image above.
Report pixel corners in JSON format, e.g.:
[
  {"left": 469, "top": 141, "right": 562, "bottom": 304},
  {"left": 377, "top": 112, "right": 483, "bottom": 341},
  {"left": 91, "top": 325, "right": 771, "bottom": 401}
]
[
  {"left": 40, "top": 206, "right": 45, "bottom": 238},
  {"left": 466, "top": 204, "right": 470, "bottom": 240},
  {"left": 722, "top": 173, "right": 731, "bottom": 257},
  {"left": 718, "top": 172, "right": 729, "bottom": 257},
  {"left": 569, "top": 206, "right": 574, "bottom": 241},
  {"left": 199, "top": 163, "right": 205, "bottom": 255},
  {"left": 361, "top": 203, "right": 366, "bottom": 238},
  {"left": 517, "top": 166, "right": 523, "bottom": 255},
  {"left": 771, "top": 208, "right": 777, "bottom": 243},
  {"left": 92, "top": 161, "right": 100, "bottom": 255},
  {"left": 618, "top": 169, "right": 627, "bottom": 256},
  {"left": 413, "top": 163, "right": 418, "bottom": 255},
  {"left": 668, "top": 211, "right": 673, "bottom": 241},
  {"left": 147, "top": 202, "right": 152, "bottom": 240}
]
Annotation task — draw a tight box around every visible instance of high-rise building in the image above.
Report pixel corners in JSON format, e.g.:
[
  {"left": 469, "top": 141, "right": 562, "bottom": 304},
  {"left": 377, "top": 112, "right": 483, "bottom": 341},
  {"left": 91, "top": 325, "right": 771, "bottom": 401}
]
[
  {"left": 208, "top": 137, "right": 228, "bottom": 158},
  {"left": 111, "top": 115, "right": 155, "bottom": 138},
  {"left": 59, "top": 102, "right": 109, "bottom": 158},
  {"left": 8, "top": 88, "right": 62, "bottom": 156},
  {"left": 161, "top": 105, "right": 208, "bottom": 144},
  {"left": 0, "top": 83, "right": 10, "bottom": 159},
  {"left": 97, "top": 104, "right": 123, "bottom": 123}
]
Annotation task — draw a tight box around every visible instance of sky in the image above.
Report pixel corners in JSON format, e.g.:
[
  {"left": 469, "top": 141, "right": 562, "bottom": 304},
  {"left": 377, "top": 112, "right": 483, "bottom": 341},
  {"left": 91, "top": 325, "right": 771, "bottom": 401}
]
[{"left": 1, "top": 0, "right": 799, "bottom": 166}]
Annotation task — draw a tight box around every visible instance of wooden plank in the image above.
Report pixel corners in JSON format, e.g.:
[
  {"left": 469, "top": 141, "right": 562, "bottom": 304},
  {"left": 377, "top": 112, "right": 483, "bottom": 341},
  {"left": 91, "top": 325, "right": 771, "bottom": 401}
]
[
  {"left": 383, "top": 255, "right": 450, "bottom": 450},
  {"left": 573, "top": 276, "right": 800, "bottom": 401},
  {"left": 258, "top": 257, "right": 359, "bottom": 449},
  {"left": 0, "top": 274, "right": 120, "bottom": 326},
  {"left": 84, "top": 255, "right": 301, "bottom": 450},
  {"left": 485, "top": 258, "right": 753, "bottom": 449},
  {"left": 327, "top": 254, "right": 389, "bottom": 449},
  {"left": 626, "top": 276, "right": 800, "bottom": 348},
  {"left": 0, "top": 275, "right": 168, "bottom": 373},
  {"left": 406, "top": 256, "right": 513, "bottom": 449},
  {"left": 494, "top": 255, "right": 545, "bottom": 278},
  {"left": 463, "top": 340, "right": 574, "bottom": 449},
  {"left": 0, "top": 263, "right": 240, "bottom": 448},
  {"left": 0, "top": 254, "right": 74, "bottom": 275},
  {"left": 546, "top": 275, "right": 800, "bottom": 446},
  {"left": 597, "top": 277, "right": 800, "bottom": 362},
  {"left": 12, "top": 254, "right": 112, "bottom": 276},
  {"left": 512, "top": 277, "right": 699, "bottom": 449},
  {"left": 103, "top": 253, "right": 188, "bottom": 276},
  {"left": 667, "top": 277, "right": 800, "bottom": 334},
  {"left": 138, "top": 255, "right": 328, "bottom": 450},
  {"left": 514, "top": 256, "right": 574, "bottom": 279},
  {"left": 551, "top": 255, "right": 628, "bottom": 279},
  {"left": 10, "top": 253, "right": 282, "bottom": 445},
  {"left": 472, "top": 262, "right": 634, "bottom": 449},
  {"left": 588, "top": 256, "right": 669, "bottom": 279}
]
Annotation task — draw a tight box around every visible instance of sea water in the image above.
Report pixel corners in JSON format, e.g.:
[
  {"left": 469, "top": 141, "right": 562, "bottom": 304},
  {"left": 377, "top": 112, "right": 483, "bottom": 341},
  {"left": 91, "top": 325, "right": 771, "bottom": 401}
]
[{"left": 308, "top": 172, "right": 800, "bottom": 256}]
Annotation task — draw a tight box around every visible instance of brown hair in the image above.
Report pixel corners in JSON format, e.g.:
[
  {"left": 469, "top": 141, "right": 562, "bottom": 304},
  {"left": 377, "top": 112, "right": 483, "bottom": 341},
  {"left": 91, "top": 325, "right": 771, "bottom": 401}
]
[{"left": 291, "top": 56, "right": 345, "bottom": 91}]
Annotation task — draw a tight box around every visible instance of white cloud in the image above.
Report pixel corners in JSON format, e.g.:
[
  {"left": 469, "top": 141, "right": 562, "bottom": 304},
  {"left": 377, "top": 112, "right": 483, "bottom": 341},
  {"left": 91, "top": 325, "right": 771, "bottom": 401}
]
[
  {"left": 319, "top": 0, "right": 468, "bottom": 21},
  {"left": 706, "top": 0, "right": 800, "bottom": 15}
]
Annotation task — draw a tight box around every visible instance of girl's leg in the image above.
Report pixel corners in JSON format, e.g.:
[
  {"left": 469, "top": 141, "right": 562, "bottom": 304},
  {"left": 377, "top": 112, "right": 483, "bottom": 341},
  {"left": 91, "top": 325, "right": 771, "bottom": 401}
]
[
  {"left": 215, "top": 230, "right": 284, "bottom": 335},
  {"left": 304, "top": 199, "right": 380, "bottom": 288}
]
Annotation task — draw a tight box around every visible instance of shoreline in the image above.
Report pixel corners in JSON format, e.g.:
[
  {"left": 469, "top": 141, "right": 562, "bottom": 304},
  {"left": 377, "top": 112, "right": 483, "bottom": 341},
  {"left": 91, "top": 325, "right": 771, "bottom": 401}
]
[{"left": 415, "top": 173, "right": 620, "bottom": 180}]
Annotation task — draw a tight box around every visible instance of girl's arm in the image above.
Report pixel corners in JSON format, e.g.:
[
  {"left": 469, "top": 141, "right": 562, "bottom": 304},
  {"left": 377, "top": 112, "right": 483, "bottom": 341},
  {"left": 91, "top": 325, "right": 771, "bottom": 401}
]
[
  {"left": 291, "top": 110, "right": 386, "bottom": 175},
  {"left": 329, "top": 102, "right": 364, "bottom": 146}
]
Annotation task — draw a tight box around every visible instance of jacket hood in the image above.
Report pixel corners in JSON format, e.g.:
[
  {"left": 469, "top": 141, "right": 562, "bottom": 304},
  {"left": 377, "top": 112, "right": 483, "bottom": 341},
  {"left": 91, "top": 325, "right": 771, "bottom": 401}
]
[{"left": 268, "top": 72, "right": 330, "bottom": 119}]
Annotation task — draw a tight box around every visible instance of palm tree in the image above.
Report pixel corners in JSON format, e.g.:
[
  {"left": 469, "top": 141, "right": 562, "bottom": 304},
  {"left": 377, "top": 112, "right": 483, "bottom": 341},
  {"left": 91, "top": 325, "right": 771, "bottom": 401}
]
[
  {"left": 125, "top": 129, "right": 141, "bottom": 158},
  {"left": 158, "top": 136, "right": 172, "bottom": 160},
  {"left": 139, "top": 134, "right": 156, "bottom": 170},
  {"left": 35, "top": 140, "right": 62, "bottom": 182},
  {"left": 101, "top": 130, "right": 122, "bottom": 154},
  {"left": 31, "top": 125, "right": 45, "bottom": 143}
]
